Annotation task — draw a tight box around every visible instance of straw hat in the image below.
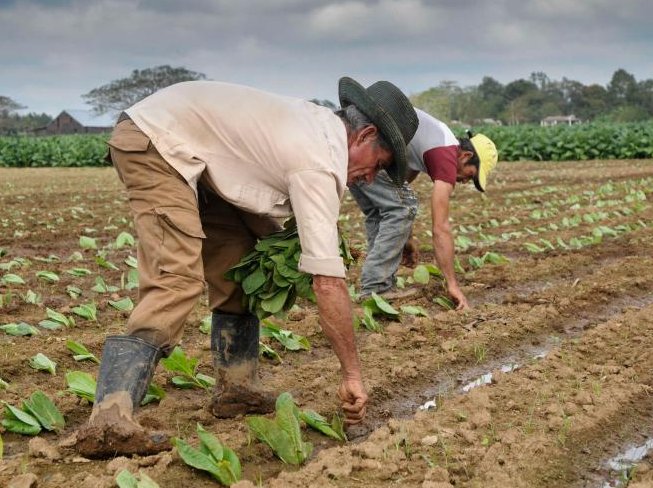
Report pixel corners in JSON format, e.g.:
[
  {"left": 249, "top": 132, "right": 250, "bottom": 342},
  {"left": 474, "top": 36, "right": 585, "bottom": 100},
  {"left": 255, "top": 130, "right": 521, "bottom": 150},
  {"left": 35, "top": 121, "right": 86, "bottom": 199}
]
[{"left": 338, "top": 77, "right": 418, "bottom": 186}]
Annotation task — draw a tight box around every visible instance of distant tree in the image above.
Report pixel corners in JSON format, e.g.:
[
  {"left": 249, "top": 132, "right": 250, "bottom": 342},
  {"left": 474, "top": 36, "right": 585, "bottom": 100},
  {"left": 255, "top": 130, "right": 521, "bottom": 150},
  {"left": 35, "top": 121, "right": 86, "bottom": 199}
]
[
  {"left": 607, "top": 69, "right": 638, "bottom": 106},
  {"left": 0, "top": 95, "right": 25, "bottom": 115},
  {"left": 82, "top": 65, "right": 207, "bottom": 114},
  {"left": 309, "top": 99, "right": 337, "bottom": 109}
]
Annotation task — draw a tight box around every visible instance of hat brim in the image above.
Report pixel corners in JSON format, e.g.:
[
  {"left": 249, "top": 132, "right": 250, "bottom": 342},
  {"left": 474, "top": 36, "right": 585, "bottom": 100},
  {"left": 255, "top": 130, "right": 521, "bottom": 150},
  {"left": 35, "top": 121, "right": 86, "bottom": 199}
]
[
  {"left": 338, "top": 77, "right": 407, "bottom": 186},
  {"left": 473, "top": 171, "right": 486, "bottom": 192}
]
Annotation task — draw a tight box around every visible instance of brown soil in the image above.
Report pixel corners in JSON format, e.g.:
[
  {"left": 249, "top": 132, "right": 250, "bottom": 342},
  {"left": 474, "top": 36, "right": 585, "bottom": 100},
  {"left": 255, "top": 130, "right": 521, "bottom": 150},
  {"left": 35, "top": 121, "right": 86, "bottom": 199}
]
[{"left": 1, "top": 159, "right": 653, "bottom": 487}]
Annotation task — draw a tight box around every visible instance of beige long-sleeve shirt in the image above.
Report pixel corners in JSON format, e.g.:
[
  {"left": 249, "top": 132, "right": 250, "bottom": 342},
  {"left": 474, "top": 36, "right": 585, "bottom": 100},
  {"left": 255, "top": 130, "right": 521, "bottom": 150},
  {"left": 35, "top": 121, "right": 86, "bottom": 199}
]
[{"left": 125, "top": 81, "right": 348, "bottom": 277}]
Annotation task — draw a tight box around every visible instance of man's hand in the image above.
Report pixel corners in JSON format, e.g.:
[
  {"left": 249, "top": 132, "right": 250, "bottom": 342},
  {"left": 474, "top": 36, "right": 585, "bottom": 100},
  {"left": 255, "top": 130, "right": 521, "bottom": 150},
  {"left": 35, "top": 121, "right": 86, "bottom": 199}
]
[
  {"left": 401, "top": 237, "right": 419, "bottom": 267},
  {"left": 338, "top": 378, "right": 368, "bottom": 425},
  {"left": 448, "top": 284, "right": 470, "bottom": 311}
]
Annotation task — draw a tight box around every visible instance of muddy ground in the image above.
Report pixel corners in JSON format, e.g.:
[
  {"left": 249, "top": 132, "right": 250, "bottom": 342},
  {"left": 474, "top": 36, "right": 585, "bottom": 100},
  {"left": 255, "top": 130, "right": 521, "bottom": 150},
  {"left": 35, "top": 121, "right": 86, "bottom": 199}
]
[{"left": 1, "top": 158, "right": 653, "bottom": 487}]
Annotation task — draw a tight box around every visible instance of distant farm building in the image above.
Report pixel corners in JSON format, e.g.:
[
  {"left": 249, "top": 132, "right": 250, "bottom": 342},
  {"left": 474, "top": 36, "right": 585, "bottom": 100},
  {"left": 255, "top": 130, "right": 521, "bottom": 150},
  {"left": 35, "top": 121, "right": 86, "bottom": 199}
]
[
  {"left": 34, "top": 110, "right": 116, "bottom": 135},
  {"left": 540, "top": 115, "right": 581, "bottom": 127}
]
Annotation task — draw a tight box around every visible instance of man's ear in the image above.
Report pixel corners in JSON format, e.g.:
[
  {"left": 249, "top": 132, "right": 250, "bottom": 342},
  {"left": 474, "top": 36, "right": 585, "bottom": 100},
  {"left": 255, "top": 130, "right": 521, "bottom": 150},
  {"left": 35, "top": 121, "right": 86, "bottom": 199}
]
[
  {"left": 356, "top": 125, "right": 378, "bottom": 144},
  {"left": 459, "top": 150, "right": 475, "bottom": 165}
]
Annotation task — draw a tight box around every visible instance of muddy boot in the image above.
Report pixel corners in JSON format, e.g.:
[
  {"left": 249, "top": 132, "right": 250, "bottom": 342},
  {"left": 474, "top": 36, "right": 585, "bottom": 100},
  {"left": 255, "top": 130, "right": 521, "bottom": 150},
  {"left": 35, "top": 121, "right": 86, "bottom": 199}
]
[
  {"left": 209, "top": 312, "right": 276, "bottom": 418},
  {"left": 75, "top": 335, "right": 170, "bottom": 458}
]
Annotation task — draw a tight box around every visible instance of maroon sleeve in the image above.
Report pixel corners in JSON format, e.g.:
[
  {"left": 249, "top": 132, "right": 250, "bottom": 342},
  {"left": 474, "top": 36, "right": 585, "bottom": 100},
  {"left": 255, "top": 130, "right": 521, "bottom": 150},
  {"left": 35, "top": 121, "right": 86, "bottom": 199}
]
[{"left": 423, "top": 145, "right": 458, "bottom": 185}]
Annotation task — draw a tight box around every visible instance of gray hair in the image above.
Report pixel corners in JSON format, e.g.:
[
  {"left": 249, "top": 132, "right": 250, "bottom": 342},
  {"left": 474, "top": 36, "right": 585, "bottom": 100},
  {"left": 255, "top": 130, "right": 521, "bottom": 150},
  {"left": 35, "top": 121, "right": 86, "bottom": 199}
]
[{"left": 335, "top": 105, "right": 391, "bottom": 151}]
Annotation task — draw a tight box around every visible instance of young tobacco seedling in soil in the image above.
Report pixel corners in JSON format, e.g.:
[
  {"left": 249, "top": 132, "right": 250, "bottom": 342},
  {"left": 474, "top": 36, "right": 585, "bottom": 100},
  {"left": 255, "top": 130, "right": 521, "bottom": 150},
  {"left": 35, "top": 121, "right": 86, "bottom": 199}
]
[
  {"left": 29, "top": 353, "right": 57, "bottom": 375},
  {"left": 299, "top": 409, "right": 347, "bottom": 441},
  {"left": 66, "top": 340, "right": 100, "bottom": 363},
  {"left": 39, "top": 307, "right": 74, "bottom": 329},
  {"left": 260, "top": 319, "right": 310, "bottom": 351},
  {"left": 0, "top": 322, "right": 39, "bottom": 336},
  {"left": 66, "top": 371, "right": 97, "bottom": 402},
  {"left": 355, "top": 293, "right": 399, "bottom": 332},
  {"left": 160, "top": 346, "right": 215, "bottom": 390},
  {"left": 173, "top": 423, "right": 241, "bottom": 485},
  {"left": 115, "top": 469, "right": 160, "bottom": 488},
  {"left": 2, "top": 391, "right": 65, "bottom": 435},
  {"left": 247, "top": 392, "right": 313, "bottom": 465}
]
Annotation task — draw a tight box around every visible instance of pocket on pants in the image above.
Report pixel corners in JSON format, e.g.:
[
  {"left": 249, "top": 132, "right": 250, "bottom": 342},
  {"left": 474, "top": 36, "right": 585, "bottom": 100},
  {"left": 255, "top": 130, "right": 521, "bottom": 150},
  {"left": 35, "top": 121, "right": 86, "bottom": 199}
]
[
  {"left": 154, "top": 206, "right": 206, "bottom": 282},
  {"left": 108, "top": 122, "right": 150, "bottom": 152}
]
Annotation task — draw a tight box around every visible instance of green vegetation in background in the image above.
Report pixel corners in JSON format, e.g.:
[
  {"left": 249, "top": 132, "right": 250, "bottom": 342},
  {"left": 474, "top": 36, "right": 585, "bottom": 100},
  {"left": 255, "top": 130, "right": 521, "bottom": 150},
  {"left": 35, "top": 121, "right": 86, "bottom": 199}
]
[
  {"left": 473, "top": 122, "right": 653, "bottom": 161},
  {"left": 1, "top": 122, "right": 652, "bottom": 168},
  {"left": 0, "top": 134, "right": 108, "bottom": 167}
]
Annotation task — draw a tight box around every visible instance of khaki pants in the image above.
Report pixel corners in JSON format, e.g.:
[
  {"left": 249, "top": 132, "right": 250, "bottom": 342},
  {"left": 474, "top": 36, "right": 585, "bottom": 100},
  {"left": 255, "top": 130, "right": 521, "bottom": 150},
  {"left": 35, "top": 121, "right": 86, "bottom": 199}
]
[{"left": 108, "top": 119, "right": 280, "bottom": 349}]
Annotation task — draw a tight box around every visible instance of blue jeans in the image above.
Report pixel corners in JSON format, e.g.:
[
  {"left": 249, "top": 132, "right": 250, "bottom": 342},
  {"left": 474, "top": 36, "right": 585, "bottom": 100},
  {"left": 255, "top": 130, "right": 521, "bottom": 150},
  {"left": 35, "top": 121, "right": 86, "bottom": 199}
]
[{"left": 349, "top": 171, "right": 418, "bottom": 295}]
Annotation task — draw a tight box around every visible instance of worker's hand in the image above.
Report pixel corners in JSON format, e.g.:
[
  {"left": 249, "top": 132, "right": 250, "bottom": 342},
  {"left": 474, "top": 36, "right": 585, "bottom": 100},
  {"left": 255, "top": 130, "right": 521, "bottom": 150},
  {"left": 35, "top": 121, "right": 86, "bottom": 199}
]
[
  {"left": 401, "top": 237, "right": 419, "bottom": 268},
  {"left": 338, "top": 378, "right": 368, "bottom": 425},
  {"left": 448, "top": 284, "right": 470, "bottom": 311}
]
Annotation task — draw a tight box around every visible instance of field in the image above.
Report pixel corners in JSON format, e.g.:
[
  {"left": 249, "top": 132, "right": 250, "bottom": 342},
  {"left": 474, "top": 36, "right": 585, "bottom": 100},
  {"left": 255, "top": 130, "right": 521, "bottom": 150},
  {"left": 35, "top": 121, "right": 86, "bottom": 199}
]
[{"left": 2, "top": 158, "right": 653, "bottom": 487}]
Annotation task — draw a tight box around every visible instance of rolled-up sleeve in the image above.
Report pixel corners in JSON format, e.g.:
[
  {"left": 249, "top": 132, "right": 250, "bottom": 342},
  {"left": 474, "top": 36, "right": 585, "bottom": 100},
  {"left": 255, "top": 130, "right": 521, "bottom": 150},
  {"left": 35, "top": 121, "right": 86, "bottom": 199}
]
[{"left": 288, "top": 170, "right": 345, "bottom": 278}]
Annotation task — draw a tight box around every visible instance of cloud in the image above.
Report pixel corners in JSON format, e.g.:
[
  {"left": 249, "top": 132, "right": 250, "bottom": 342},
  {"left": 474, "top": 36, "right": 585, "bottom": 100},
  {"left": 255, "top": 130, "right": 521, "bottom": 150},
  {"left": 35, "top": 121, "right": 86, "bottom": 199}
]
[{"left": 1, "top": 0, "right": 651, "bottom": 114}]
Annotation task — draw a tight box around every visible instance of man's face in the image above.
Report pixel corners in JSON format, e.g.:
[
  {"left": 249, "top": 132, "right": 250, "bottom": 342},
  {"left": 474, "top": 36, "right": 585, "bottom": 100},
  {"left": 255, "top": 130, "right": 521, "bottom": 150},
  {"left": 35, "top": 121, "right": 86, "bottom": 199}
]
[
  {"left": 456, "top": 150, "right": 478, "bottom": 185},
  {"left": 346, "top": 126, "right": 393, "bottom": 186}
]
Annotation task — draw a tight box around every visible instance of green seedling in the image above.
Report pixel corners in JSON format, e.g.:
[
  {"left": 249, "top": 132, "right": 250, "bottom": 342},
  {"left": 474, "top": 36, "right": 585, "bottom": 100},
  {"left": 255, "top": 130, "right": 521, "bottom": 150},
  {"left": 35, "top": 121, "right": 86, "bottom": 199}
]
[
  {"left": 66, "top": 267, "right": 92, "bottom": 277},
  {"left": 481, "top": 252, "right": 510, "bottom": 265},
  {"left": 259, "top": 342, "right": 281, "bottom": 362},
  {"left": 199, "top": 314, "right": 211, "bottom": 334},
  {"left": 115, "top": 231, "right": 136, "bottom": 249},
  {"left": 109, "top": 297, "right": 134, "bottom": 312},
  {"left": 115, "top": 469, "right": 160, "bottom": 488},
  {"left": 173, "top": 423, "right": 241, "bottom": 485},
  {"left": 434, "top": 296, "right": 455, "bottom": 310},
  {"left": 66, "top": 340, "right": 100, "bottom": 363},
  {"left": 22, "top": 391, "right": 65, "bottom": 432},
  {"left": 22, "top": 289, "right": 42, "bottom": 305},
  {"left": 95, "top": 255, "right": 119, "bottom": 270},
  {"left": 0, "top": 377, "right": 8, "bottom": 389},
  {"left": 72, "top": 302, "right": 98, "bottom": 321},
  {"left": 39, "top": 307, "right": 74, "bottom": 329},
  {"left": 125, "top": 255, "right": 138, "bottom": 268},
  {"left": 299, "top": 409, "right": 347, "bottom": 441},
  {"left": 1, "top": 322, "right": 39, "bottom": 336},
  {"left": 1, "top": 273, "right": 25, "bottom": 285},
  {"left": 400, "top": 305, "right": 429, "bottom": 317},
  {"left": 355, "top": 292, "right": 400, "bottom": 332},
  {"left": 247, "top": 392, "right": 313, "bottom": 465},
  {"left": 524, "top": 242, "right": 546, "bottom": 253},
  {"left": 2, "top": 403, "right": 41, "bottom": 435},
  {"left": 160, "top": 346, "right": 215, "bottom": 390},
  {"left": 413, "top": 263, "right": 444, "bottom": 285},
  {"left": 141, "top": 383, "right": 166, "bottom": 406},
  {"left": 36, "top": 270, "right": 60, "bottom": 283},
  {"left": 66, "top": 371, "right": 97, "bottom": 402},
  {"left": 260, "top": 320, "right": 310, "bottom": 351},
  {"left": 66, "top": 285, "right": 83, "bottom": 299},
  {"left": 468, "top": 256, "right": 484, "bottom": 270},
  {"left": 92, "top": 276, "right": 120, "bottom": 293},
  {"left": 121, "top": 269, "right": 139, "bottom": 290},
  {"left": 79, "top": 235, "right": 97, "bottom": 250},
  {"left": 0, "top": 433, "right": 3, "bottom": 459},
  {"left": 29, "top": 353, "right": 57, "bottom": 374}
]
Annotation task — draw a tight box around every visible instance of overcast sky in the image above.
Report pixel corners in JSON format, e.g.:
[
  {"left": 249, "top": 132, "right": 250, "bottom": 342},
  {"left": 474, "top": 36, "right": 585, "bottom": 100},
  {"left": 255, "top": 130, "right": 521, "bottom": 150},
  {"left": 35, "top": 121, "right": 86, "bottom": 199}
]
[{"left": 2, "top": 0, "right": 652, "bottom": 116}]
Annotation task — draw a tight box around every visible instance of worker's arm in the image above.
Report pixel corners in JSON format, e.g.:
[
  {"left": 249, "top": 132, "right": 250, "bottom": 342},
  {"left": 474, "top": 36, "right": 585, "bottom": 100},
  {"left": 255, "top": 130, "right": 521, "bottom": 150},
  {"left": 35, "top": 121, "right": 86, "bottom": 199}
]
[{"left": 430, "top": 180, "right": 469, "bottom": 310}]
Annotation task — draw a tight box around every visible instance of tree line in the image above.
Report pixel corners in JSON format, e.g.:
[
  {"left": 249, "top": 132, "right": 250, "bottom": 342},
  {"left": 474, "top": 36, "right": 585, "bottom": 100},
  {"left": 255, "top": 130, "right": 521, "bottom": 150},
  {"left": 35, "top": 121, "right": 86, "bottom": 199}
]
[
  {"left": 2, "top": 66, "right": 651, "bottom": 135},
  {"left": 410, "top": 69, "right": 653, "bottom": 126}
]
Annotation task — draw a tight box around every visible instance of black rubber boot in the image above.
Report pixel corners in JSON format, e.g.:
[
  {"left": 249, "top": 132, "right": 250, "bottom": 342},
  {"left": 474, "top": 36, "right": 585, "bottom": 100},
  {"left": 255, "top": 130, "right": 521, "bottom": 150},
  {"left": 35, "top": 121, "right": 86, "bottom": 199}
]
[
  {"left": 209, "top": 312, "right": 276, "bottom": 418},
  {"left": 96, "top": 335, "right": 163, "bottom": 405},
  {"left": 75, "top": 335, "right": 170, "bottom": 458}
]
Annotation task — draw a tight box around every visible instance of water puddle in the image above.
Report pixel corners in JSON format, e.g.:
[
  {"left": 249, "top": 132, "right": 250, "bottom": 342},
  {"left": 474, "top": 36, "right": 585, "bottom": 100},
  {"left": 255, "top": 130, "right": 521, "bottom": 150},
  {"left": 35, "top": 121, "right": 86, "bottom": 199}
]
[
  {"left": 601, "top": 436, "right": 653, "bottom": 487},
  {"left": 418, "top": 343, "right": 553, "bottom": 412}
]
